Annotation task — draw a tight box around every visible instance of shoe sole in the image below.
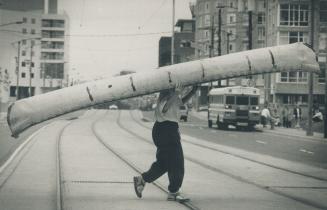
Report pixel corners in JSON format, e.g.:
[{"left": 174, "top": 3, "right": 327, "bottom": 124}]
[{"left": 133, "top": 177, "right": 142, "bottom": 198}]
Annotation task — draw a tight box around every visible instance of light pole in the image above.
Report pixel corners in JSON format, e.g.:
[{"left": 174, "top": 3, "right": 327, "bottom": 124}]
[{"left": 171, "top": 0, "right": 175, "bottom": 65}]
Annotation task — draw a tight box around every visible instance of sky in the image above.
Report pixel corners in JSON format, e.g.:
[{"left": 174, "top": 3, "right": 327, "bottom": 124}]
[{"left": 59, "top": 0, "right": 193, "bottom": 81}]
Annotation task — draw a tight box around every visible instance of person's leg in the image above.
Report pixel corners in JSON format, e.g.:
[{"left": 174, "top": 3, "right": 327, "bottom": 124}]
[
  {"left": 167, "top": 144, "right": 184, "bottom": 193},
  {"left": 142, "top": 148, "right": 167, "bottom": 183}
]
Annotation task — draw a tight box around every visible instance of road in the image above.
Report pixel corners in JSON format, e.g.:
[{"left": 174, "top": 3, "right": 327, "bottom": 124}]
[
  {"left": 142, "top": 111, "right": 327, "bottom": 169},
  {"left": 0, "top": 109, "right": 326, "bottom": 210}
]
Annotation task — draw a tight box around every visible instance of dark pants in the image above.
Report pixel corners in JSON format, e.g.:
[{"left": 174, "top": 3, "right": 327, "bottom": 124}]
[{"left": 142, "top": 121, "right": 184, "bottom": 193}]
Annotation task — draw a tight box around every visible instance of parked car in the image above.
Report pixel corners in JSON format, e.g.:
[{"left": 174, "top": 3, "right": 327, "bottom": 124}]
[
  {"left": 180, "top": 105, "right": 188, "bottom": 122},
  {"left": 109, "top": 104, "right": 118, "bottom": 110}
]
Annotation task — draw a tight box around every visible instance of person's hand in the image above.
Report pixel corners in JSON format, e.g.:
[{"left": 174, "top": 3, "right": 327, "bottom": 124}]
[{"left": 175, "top": 81, "right": 184, "bottom": 93}]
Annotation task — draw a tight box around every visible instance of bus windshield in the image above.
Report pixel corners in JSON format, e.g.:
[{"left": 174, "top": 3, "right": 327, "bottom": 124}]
[
  {"left": 226, "top": 96, "right": 235, "bottom": 104},
  {"left": 236, "top": 96, "right": 249, "bottom": 105},
  {"left": 250, "top": 97, "right": 259, "bottom": 105}
]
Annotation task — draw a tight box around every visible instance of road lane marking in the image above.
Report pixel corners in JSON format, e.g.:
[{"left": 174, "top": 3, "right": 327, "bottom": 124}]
[
  {"left": 299, "top": 149, "right": 314, "bottom": 155},
  {"left": 256, "top": 140, "right": 267, "bottom": 144}
]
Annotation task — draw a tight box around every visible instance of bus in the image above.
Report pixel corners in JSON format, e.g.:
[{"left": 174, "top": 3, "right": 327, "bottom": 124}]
[{"left": 207, "top": 86, "right": 261, "bottom": 130}]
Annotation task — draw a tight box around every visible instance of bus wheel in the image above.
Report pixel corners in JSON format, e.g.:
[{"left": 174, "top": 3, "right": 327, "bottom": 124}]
[{"left": 208, "top": 120, "right": 213, "bottom": 128}]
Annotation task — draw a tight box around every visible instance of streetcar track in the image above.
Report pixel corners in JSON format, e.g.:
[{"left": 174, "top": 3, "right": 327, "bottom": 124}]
[
  {"left": 127, "top": 110, "right": 327, "bottom": 210},
  {"left": 131, "top": 111, "right": 327, "bottom": 182},
  {"left": 0, "top": 121, "right": 59, "bottom": 191},
  {"left": 92, "top": 110, "right": 201, "bottom": 210}
]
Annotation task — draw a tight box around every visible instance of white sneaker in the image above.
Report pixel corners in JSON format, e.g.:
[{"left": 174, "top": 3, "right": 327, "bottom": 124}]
[{"left": 167, "top": 192, "right": 190, "bottom": 202}]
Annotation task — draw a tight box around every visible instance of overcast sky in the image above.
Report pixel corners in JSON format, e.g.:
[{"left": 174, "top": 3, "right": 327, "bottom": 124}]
[{"left": 59, "top": 0, "right": 193, "bottom": 81}]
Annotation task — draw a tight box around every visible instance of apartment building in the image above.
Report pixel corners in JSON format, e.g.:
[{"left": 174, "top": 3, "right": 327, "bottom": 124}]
[
  {"left": 193, "top": 0, "right": 326, "bottom": 114},
  {"left": 266, "top": 0, "right": 326, "bottom": 114},
  {"left": 0, "top": 0, "right": 69, "bottom": 107},
  {"left": 194, "top": 0, "right": 267, "bottom": 108}
]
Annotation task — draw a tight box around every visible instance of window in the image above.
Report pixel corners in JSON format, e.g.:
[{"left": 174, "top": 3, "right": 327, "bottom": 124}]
[
  {"left": 229, "top": 44, "right": 233, "bottom": 51},
  {"left": 257, "top": 13, "right": 265, "bottom": 25},
  {"left": 226, "top": 96, "right": 235, "bottom": 104},
  {"left": 205, "top": 30, "right": 209, "bottom": 38},
  {"left": 30, "top": 73, "right": 34, "bottom": 78},
  {"left": 22, "top": 50, "right": 26, "bottom": 56},
  {"left": 236, "top": 96, "right": 249, "bottom": 105},
  {"left": 22, "top": 40, "right": 27, "bottom": 45},
  {"left": 279, "top": 71, "right": 308, "bottom": 83},
  {"left": 279, "top": 4, "right": 308, "bottom": 26},
  {"left": 31, "top": 18, "right": 36, "bottom": 24},
  {"left": 320, "top": 2, "right": 327, "bottom": 23},
  {"left": 279, "top": 31, "right": 308, "bottom": 45},
  {"left": 204, "top": 15, "right": 211, "bottom": 26},
  {"left": 258, "top": 28, "right": 265, "bottom": 40},
  {"left": 180, "top": 40, "right": 191, "bottom": 48},
  {"left": 22, "top": 17, "right": 27, "bottom": 23},
  {"left": 230, "top": 16, "right": 234, "bottom": 23},
  {"left": 205, "top": 2, "right": 209, "bottom": 12},
  {"left": 10, "top": 86, "right": 16, "bottom": 97},
  {"left": 21, "top": 72, "right": 26, "bottom": 78},
  {"left": 41, "top": 63, "right": 64, "bottom": 79},
  {"left": 22, "top": 62, "right": 26, "bottom": 67},
  {"left": 282, "top": 95, "right": 308, "bottom": 105},
  {"left": 31, "top": 29, "right": 35, "bottom": 34},
  {"left": 250, "top": 97, "right": 258, "bottom": 105},
  {"left": 22, "top": 28, "right": 27, "bottom": 34}
]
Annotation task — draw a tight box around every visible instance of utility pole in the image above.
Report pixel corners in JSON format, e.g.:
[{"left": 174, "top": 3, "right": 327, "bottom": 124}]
[
  {"left": 29, "top": 41, "right": 34, "bottom": 97},
  {"left": 171, "top": 0, "right": 175, "bottom": 65},
  {"left": 15, "top": 41, "right": 21, "bottom": 100},
  {"left": 209, "top": 15, "right": 214, "bottom": 58},
  {"left": 248, "top": 11, "right": 253, "bottom": 50},
  {"left": 217, "top": 6, "right": 223, "bottom": 87},
  {"left": 217, "top": 8, "right": 222, "bottom": 56},
  {"left": 226, "top": 32, "right": 232, "bottom": 87},
  {"left": 307, "top": 0, "right": 315, "bottom": 136},
  {"left": 325, "top": 36, "right": 327, "bottom": 138}
]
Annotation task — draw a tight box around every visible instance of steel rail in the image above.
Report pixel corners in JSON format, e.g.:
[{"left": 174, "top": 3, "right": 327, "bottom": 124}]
[
  {"left": 127, "top": 110, "right": 327, "bottom": 210},
  {"left": 91, "top": 110, "right": 201, "bottom": 210}
]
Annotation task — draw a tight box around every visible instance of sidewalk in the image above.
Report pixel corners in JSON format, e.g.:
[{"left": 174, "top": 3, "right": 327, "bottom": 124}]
[{"left": 190, "top": 110, "right": 325, "bottom": 141}]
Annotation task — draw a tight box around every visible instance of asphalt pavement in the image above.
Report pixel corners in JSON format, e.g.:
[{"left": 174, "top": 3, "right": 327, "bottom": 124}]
[{"left": 1, "top": 109, "right": 327, "bottom": 210}]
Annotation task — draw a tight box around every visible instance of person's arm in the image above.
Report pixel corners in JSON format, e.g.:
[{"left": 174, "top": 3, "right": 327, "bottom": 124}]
[
  {"left": 181, "top": 86, "right": 198, "bottom": 104},
  {"left": 161, "top": 92, "right": 177, "bottom": 113}
]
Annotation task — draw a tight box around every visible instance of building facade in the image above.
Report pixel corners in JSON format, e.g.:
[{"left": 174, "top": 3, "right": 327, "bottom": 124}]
[
  {"left": 0, "top": 0, "right": 68, "bottom": 111},
  {"left": 193, "top": 0, "right": 326, "bottom": 115},
  {"left": 158, "top": 19, "right": 196, "bottom": 67},
  {"left": 266, "top": 0, "right": 326, "bottom": 115}
]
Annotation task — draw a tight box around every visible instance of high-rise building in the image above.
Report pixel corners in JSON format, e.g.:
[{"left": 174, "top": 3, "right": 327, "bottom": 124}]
[
  {"left": 266, "top": 0, "right": 326, "bottom": 114},
  {"left": 193, "top": 0, "right": 326, "bottom": 115},
  {"left": 0, "top": 0, "right": 68, "bottom": 111},
  {"left": 194, "top": 0, "right": 267, "bottom": 107}
]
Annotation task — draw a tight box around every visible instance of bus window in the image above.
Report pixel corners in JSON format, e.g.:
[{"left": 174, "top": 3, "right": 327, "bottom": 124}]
[
  {"left": 236, "top": 96, "right": 249, "bottom": 105},
  {"left": 250, "top": 97, "right": 259, "bottom": 105},
  {"left": 226, "top": 96, "right": 235, "bottom": 104}
]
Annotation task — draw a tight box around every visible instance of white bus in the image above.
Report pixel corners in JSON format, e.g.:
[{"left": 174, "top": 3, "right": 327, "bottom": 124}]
[{"left": 208, "top": 86, "right": 261, "bottom": 130}]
